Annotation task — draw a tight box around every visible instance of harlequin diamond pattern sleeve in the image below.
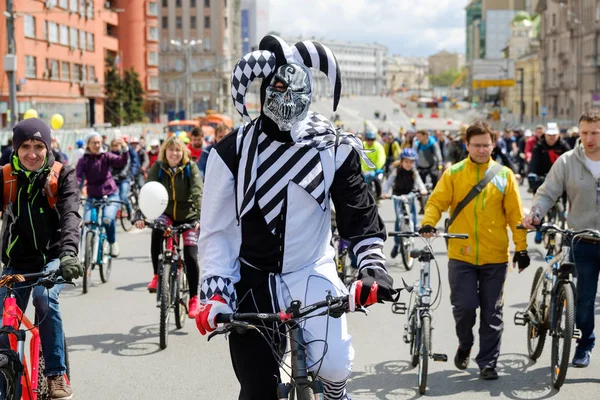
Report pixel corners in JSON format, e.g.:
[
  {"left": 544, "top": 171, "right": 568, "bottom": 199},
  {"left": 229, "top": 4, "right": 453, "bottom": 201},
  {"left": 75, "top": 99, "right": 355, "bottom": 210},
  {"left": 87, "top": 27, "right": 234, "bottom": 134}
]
[
  {"left": 198, "top": 138, "right": 241, "bottom": 310},
  {"left": 330, "top": 146, "right": 387, "bottom": 274}
]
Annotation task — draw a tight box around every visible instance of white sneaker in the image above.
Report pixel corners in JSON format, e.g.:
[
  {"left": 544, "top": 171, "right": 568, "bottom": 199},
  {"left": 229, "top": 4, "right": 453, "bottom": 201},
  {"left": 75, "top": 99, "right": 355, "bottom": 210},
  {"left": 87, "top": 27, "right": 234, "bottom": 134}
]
[{"left": 110, "top": 242, "right": 120, "bottom": 257}]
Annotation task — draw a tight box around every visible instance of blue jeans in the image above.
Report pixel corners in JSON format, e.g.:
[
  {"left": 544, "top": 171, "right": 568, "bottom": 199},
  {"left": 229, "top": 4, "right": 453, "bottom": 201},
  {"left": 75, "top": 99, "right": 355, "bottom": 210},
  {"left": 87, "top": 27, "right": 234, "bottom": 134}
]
[
  {"left": 571, "top": 241, "right": 600, "bottom": 353},
  {"left": 0, "top": 259, "right": 66, "bottom": 376},
  {"left": 116, "top": 179, "right": 131, "bottom": 215},
  {"left": 84, "top": 192, "right": 120, "bottom": 244},
  {"left": 393, "top": 195, "right": 418, "bottom": 246}
]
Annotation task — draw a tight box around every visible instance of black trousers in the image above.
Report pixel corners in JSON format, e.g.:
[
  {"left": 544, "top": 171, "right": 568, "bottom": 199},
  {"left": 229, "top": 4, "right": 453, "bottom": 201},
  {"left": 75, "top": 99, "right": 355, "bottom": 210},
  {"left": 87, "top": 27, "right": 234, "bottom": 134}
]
[
  {"left": 229, "top": 265, "right": 284, "bottom": 400},
  {"left": 448, "top": 259, "right": 508, "bottom": 369}
]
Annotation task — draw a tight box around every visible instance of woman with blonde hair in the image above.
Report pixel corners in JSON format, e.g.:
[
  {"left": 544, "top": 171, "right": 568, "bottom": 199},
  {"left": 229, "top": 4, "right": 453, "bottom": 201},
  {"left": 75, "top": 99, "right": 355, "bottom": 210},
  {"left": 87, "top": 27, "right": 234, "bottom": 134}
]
[{"left": 135, "top": 136, "right": 203, "bottom": 317}]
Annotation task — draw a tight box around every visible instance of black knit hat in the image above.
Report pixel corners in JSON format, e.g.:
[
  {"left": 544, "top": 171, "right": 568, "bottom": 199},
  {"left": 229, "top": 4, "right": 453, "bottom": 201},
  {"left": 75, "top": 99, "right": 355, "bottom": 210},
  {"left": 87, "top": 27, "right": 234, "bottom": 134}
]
[{"left": 12, "top": 118, "right": 52, "bottom": 151}]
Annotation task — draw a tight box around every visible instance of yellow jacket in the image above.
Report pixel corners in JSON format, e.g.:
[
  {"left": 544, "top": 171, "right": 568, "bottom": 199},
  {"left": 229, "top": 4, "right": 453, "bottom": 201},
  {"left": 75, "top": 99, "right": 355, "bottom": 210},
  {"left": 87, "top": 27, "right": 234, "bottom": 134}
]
[
  {"left": 361, "top": 141, "right": 386, "bottom": 171},
  {"left": 422, "top": 157, "right": 526, "bottom": 266}
]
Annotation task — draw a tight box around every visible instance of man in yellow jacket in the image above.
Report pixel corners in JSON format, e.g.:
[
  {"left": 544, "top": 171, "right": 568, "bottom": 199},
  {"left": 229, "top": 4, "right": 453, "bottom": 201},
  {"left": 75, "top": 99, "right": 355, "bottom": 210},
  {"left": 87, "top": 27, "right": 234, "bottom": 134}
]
[{"left": 420, "top": 120, "right": 529, "bottom": 380}]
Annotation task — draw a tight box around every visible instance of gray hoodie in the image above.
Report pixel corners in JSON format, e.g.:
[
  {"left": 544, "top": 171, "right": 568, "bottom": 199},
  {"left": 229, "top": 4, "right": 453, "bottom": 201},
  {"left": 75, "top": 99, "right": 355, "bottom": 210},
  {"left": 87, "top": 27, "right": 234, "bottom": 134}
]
[{"left": 533, "top": 142, "right": 600, "bottom": 231}]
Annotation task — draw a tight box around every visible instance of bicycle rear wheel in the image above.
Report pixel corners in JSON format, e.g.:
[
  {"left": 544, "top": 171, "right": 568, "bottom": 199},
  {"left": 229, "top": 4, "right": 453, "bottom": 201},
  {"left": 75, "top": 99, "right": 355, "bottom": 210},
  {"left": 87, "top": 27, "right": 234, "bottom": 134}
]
[
  {"left": 159, "top": 263, "right": 172, "bottom": 350},
  {"left": 526, "top": 267, "right": 549, "bottom": 360},
  {"left": 0, "top": 356, "right": 17, "bottom": 400},
  {"left": 551, "top": 283, "right": 575, "bottom": 389},
  {"left": 418, "top": 315, "right": 430, "bottom": 394},
  {"left": 174, "top": 264, "right": 188, "bottom": 329},
  {"left": 120, "top": 203, "right": 133, "bottom": 232},
  {"left": 399, "top": 220, "right": 415, "bottom": 270},
  {"left": 99, "top": 237, "right": 112, "bottom": 283},
  {"left": 82, "top": 230, "right": 94, "bottom": 294}
]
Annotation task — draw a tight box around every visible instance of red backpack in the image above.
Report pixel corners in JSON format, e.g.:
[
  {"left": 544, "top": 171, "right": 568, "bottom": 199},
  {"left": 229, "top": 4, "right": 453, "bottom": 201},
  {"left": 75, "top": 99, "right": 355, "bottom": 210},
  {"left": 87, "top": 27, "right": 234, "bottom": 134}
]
[{"left": 2, "top": 161, "right": 63, "bottom": 211}]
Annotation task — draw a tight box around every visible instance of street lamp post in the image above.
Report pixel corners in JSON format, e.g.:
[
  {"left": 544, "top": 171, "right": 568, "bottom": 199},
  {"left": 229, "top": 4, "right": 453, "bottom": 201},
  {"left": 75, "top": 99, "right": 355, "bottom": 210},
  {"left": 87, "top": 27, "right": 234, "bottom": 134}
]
[{"left": 170, "top": 39, "right": 202, "bottom": 119}]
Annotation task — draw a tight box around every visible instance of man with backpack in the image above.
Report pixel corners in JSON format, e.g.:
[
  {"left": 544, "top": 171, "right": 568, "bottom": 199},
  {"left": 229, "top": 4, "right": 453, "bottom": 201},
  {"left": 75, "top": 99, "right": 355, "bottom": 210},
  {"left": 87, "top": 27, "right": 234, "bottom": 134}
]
[
  {"left": 419, "top": 120, "right": 529, "bottom": 381},
  {"left": 0, "top": 118, "right": 82, "bottom": 399}
]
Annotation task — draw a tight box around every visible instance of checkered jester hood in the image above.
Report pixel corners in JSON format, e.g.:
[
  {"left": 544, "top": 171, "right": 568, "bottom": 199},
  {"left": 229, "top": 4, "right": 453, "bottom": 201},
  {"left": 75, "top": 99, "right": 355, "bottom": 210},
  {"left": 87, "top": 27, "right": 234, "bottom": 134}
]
[{"left": 231, "top": 35, "right": 342, "bottom": 122}]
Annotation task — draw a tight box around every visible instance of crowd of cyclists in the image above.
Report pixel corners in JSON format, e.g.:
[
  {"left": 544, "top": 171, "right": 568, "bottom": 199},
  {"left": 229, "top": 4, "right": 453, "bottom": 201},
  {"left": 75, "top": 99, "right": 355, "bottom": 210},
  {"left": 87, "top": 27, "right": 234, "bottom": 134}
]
[{"left": 0, "top": 106, "right": 596, "bottom": 398}]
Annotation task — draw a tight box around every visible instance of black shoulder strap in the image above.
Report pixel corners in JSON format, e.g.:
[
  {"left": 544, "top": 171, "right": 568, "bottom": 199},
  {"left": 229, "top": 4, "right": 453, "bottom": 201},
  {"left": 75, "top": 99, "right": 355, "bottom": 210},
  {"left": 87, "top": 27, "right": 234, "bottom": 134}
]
[{"left": 446, "top": 163, "right": 503, "bottom": 229}]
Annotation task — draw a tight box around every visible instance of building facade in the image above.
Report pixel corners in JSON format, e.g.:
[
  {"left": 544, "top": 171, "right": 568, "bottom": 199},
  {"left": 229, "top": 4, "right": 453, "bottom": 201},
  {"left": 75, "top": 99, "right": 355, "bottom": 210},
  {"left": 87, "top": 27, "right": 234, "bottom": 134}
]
[
  {"left": 159, "top": 0, "right": 239, "bottom": 118},
  {"left": 538, "top": 0, "right": 600, "bottom": 121},
  {"left": 428, "top": 50, "right": 465, "bottom": 76},
  {"left": 386, "top": 56, "right": 430, "bottom": 94},
  {"left": 0, "top": 0, "right": 119, "bottom": 128},
  {"left": 116, "top": 0, "right": 160, "bottom": 122},
  {"left": 282, "top": 36, "right": 387, "bottom": 97}
]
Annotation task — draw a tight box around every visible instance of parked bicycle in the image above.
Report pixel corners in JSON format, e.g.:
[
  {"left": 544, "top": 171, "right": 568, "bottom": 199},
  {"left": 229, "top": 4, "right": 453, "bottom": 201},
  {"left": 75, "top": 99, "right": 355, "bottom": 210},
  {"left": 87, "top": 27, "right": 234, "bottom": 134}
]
[
  {"left": 210, "top": 293, "right": 365, "bottom": 399},
  {"left": 0, "top": 270, "right": 72, "bottom": 400},
  {"left": 513, "top": 224, "right": 599, "bottom": 389},
  {"left": 390, "top": 230, "right": 468, "bottom": 394},
  {"left": 139, "top": 219, "right": 195, "bottom": 350},
  {"left": 79, "top": 196, "right": 124, "bottom": 294}
]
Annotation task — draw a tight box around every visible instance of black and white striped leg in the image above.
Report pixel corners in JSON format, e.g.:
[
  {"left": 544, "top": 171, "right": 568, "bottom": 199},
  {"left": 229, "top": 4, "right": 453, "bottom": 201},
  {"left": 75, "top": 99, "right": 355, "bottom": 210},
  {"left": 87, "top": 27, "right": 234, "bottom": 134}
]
[{"left": 321, "top": 377, "right": 350, "bottom": 400}]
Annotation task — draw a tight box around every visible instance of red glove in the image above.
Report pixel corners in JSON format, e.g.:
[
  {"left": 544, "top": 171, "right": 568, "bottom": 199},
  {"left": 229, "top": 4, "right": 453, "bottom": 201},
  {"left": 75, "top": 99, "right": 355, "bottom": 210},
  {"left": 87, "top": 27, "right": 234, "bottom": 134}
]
[
  {"left": 195, "top": 295, "right": 232, "bottom": 335},
  {"left": 349, "top": 280, "right": 379, "bottom": 312},
  {"left": 348, "top": 268, "right": 396, "bottom": 312}
]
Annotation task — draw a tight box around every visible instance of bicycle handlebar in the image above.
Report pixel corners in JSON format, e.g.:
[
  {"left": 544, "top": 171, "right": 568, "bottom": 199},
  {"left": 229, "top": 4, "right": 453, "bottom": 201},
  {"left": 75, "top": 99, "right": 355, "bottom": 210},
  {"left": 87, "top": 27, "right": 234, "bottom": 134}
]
[
  {"left": 215, "top": 294, "right": 351, "bottom": 325},
  {"left": 140, "top": 219, "right": 197, "bottom": 235},
  {"left": 389, "top": 231, "right": 469, "bottom": 240},
  {"left": 80, "top": 196, "right": 125, "bottom": 207},
  {"left": 517, "top": 223, "right": 600, "bottom": 238},
  {"left": 0, "top": 269, "right": 73, "bottom": 289}
]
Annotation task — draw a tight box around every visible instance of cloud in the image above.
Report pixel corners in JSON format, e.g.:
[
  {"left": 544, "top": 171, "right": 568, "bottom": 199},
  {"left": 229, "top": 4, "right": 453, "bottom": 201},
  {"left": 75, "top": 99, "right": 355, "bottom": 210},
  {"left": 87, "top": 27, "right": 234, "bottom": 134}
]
[{"left": 268, "top": 0, "right": 466, "bottom": 57}]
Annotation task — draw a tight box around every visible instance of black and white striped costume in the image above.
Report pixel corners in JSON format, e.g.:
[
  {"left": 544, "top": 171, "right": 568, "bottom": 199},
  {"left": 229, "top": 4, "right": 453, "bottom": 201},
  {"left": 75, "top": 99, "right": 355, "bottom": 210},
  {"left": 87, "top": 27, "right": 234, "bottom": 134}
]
[{"left": 198, "top": 35, "right": 389, "bottom": 400}]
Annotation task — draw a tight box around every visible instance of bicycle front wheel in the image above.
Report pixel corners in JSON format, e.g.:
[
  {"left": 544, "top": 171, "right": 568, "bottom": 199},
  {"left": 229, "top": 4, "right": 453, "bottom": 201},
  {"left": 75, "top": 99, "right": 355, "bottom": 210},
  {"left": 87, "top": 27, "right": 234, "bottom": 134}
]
[
  {"left": 174, "top": 264, "right": 189, "bottom": 329},
  {"left": 99, "top": 237, "right": 112, "bottom": 283},
  {"left": 418, "top": 315, "right": 430, "bottom": 395},
  {"left": 551, "top": 282, "right": 575, "bottom": 389},
  {"left": 120, "top": 203, "right": 133, "bottom": 232},
  {"left": 0, "top": 358, "right": 17, "bottom": 400},
  {"left": 527, "top": 267, "right": 549, "bottom": 360},
  {"left": 399, "top": 220, "right": 415, "bottom": 270},
  {"left": 82, "top": 230, "right": 94, "bottom": 294},
  {"left": 159, "top": 263, "right": 172, "bottom": 350}
]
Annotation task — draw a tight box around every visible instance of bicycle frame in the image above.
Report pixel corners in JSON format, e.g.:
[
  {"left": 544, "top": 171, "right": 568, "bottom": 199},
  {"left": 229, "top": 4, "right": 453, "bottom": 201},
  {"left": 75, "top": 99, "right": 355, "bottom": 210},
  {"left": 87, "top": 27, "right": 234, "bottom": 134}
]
[{"left": 156, "top": 226, "right": 184, "bottom": 305}]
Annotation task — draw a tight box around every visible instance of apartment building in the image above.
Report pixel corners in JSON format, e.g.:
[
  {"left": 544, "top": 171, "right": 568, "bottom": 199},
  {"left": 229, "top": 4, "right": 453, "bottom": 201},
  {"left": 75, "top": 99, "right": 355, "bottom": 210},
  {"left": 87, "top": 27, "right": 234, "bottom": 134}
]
[{"left": 428, "top": 50, "right": 465, "bottom": 76}]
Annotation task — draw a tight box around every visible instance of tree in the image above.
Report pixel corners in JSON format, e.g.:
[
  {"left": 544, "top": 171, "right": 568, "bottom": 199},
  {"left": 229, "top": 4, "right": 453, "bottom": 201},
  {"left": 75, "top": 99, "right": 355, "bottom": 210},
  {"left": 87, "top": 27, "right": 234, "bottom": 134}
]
[
  {"left": 122, "top": 68, "right": 145, "bottom": 125},
  {"left": 429, "top": 69, "right": 461, "bottom": 87},
  {"left": 104, "top": 56, "right": 125, "bottom": 127}
]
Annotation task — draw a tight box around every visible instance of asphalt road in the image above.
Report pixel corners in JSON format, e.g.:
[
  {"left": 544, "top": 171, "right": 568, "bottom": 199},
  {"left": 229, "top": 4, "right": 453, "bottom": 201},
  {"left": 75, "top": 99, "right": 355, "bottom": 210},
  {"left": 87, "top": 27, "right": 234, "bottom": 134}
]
[{"left": 53, "top": 182, "right": 600, "bottom": 400}]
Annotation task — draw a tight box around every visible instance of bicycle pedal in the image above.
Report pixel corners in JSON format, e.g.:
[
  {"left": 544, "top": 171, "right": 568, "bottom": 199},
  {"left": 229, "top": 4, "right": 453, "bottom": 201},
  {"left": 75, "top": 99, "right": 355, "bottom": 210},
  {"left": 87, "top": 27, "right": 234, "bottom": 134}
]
[
  {"left": 573, "top": 328, "right": 582, "bottom": 340},
  {"left": 403, "top": 334, "right": 410, "bottom": 344},
  {"left": 392, "top": 302, "right": 407, "bottom": 314},
  {"left": 513, "top": 311, "right": 527, "bottom": 326},
  {"left": 432, "top": 353, "right": 448, "bottom": 362}
]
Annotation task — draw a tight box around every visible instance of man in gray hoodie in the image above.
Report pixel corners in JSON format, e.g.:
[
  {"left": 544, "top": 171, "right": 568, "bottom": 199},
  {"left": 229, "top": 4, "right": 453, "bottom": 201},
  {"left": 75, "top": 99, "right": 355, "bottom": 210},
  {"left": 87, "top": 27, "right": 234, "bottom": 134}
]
[{"left": 522, "top": 108, "right": 600, "bottom": 368}]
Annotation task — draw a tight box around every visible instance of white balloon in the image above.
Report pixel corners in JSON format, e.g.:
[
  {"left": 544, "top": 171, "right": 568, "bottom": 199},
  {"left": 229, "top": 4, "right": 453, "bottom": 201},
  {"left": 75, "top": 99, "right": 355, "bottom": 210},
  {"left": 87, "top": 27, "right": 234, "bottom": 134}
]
[{"left": 138, "top": 181, "right": 169, "bottom": 220}]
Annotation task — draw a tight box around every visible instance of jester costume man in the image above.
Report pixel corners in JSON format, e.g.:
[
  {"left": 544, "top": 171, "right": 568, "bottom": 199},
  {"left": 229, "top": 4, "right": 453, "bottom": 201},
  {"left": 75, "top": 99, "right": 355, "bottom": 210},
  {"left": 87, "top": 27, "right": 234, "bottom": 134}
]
[{"left": 196, "top": 35, "right": 396, "bottom": 400}]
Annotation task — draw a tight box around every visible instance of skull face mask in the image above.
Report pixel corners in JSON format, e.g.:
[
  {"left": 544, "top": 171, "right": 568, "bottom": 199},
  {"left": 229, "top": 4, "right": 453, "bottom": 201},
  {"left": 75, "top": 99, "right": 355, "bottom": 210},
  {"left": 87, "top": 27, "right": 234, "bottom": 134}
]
[{"left": 263, "top": 63, "right": 312, "bottom": 131}]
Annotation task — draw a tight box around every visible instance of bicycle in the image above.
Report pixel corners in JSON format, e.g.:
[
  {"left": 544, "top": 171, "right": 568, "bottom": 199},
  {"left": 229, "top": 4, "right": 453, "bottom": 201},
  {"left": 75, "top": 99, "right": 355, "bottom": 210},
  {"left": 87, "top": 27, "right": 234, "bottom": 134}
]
[
  {"left": 364, "top": 169, "right": 384, "bottom": 201},
  {"left": 140, "top": 219, "right": 196, "bottom": 350},
  {"left": 0, "top": 269, "right": 72, "bottom": 400},
  {"left": 331, "top": 230, "right": 353, "bottom": 286},
  {"left": 79, "top": 196, "right": 124, "bottom": 294},
  {"left": 391, "top": 193, "right": 420, "bottom": 270},
  {"left": 118, "top": 179, "right": 141, "bottom": 232},
  {"left": 513, "top": 224, "right": 599, "bottom": 389},
  {"left": 390, "top": 230, "right": 468, "bottom": 394},
  {"left": 210, "top": 293, "right": 365, "bottom": 399},
  {"left": 527, "top": 174, "right": 567, "bottom": 251}
]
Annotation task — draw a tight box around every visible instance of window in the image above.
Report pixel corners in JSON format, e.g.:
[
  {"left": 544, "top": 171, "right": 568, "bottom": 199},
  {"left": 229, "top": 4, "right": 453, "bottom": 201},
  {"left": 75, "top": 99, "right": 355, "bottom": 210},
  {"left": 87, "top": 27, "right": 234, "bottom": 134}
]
[
  {"left": 80, "top": 30, "right": 86, "bottom": 50},
  {"left": 204, "top": 16, "right": 210, "bottom": 28},
  {"left": 87, "top": 32, "right": 94, "bottom": 51},
  {"left": 148, "top": 1, "right": 158, "bottom": 15},
  {"left": 70, "top": 27, "right": 78, "bottom": 48},
  {"left": 61, "top": 61, "right": 70, "bottom": 81},
  {"left": 60, "top": 24, "right": 69, "bottom": 45},
  {"left": 204, "top": 38, "right": 210, "bottom": 51},
  {"left": 553, "top": 39, "right": 556, "bottom": 55},
  {"left": 48, "top": 22, "right": 58, "bottom": 43},
  {"left": 89, "top": 65, "right": 96, "bottom": 82},
  {"left": 162, "top": 0, "right": 167, "bottom": 6},
  {"left": 162, "top": 16, "right": 168, "bottom": 28},
  {"left": 176, "top": 16, "right": 182, "bottom": 29},
  {"left": 59, "top": 0, "right": 68, "bottom": 8},
  {"left": 24, "top": 15, "right": 35, "bottom": 39},
  {"left": 176, "top": 0, "right": 181, "bottom": 7},
  {"left": 47, "top": 59, "right": 59, "bottom": 80},
  {"left": 224, "top": 0, "right": 227, "bottom": 7},
  {"left": 149, "top": 76, "right": 159, "bottom": 90},
  {"left": 191, "top": 0, "right": 196, "bottom": 6},
  {"left": 191, "top": 16, "right": 196, "bottom": 29},
  {"left": 79, "top": 0, "right": 86, "bottom": 14},
  {"left": 148, "top": 27, "right": 158, "bottom": 41},
  {"left": 86, "top": 0, "right": 94, "bottom": 19},
  {"left": 148, "top": 51, "right": 158, "bottom": 66},
  {"left": 72, "top": 63, "right": 81, "bottom": 81},
  {"left": 552, "top": 14, "right": 556, "bottom": 27},
  {"left": 69, "top": 0, "right": 77, "bottom": 12},
  {"left": 224, "top": 17, "right": 227, "bottom": 28},
  {"left": 204, "top": 0, "right": 210, "bottom": 7},
  {"left": 81, "top": 65, "right": 87, "bottom": 82},
  {"left": 25, "top": 56, "right": 36, "bottom": 78}
]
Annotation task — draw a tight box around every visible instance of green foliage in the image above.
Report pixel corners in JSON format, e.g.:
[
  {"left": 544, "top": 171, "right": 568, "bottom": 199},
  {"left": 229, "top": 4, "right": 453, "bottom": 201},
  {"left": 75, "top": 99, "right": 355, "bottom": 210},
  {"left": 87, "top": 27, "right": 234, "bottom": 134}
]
[
  {"left": 103, "top": 58, "right": 145, "bottom": 126},
  {"left": 429, "top": 69, "right": 461, "bottom": 87}
]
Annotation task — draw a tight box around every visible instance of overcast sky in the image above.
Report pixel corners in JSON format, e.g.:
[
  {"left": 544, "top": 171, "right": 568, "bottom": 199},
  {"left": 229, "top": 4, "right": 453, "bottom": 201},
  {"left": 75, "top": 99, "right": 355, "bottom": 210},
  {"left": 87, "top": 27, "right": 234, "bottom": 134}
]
[{"left": 268, "top": 0, "right": 466, "bottom": 57}]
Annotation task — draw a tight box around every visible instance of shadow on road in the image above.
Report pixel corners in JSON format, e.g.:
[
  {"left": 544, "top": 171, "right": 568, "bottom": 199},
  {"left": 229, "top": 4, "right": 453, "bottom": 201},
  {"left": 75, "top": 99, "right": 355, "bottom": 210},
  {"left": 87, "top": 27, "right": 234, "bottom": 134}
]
[
  {"left": 115, "top": 282, "right": 150, "bottom": 292},
  {"left": 67, "top": 324, "right": 188, "bottom": 357},
  {"left": 348, "top": 353, "right": 571, "bottom": 399}
]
